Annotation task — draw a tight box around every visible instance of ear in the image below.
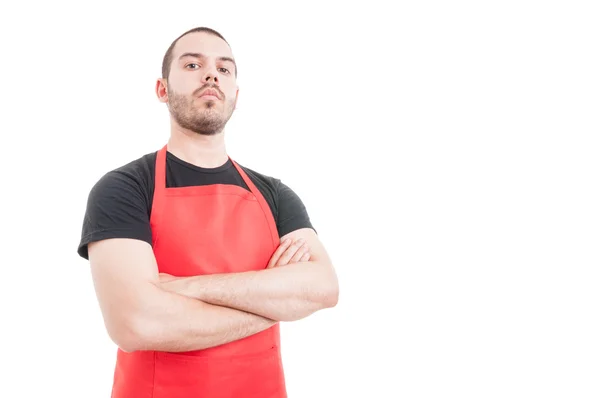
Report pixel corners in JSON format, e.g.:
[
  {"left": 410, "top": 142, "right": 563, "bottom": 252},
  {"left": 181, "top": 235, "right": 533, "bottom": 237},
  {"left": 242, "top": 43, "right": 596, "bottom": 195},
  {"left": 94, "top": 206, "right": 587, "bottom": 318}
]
[
  {"left": 234, "top": 87, "right": 239, "bottom": 109},
  {"left": 156, "top": 78, "right": 168, "bottom": 103}
]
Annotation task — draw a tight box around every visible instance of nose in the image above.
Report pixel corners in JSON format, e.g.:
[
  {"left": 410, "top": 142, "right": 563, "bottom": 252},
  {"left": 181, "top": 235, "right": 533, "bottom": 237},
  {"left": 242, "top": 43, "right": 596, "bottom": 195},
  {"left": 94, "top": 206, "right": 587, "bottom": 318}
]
[{"left": 202, "top": 67, "right": 219, "bottom": 85}]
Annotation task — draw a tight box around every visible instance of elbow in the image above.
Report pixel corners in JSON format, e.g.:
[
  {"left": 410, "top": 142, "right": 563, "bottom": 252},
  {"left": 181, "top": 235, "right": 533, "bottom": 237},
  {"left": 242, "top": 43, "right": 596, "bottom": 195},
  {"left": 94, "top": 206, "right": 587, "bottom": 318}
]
[
  {"left": 113, "top": 333, "right": 138, "bottom": 353},
  {"left": 106, "top": 314, "right": 154, "bottom": 353},
  {"left": 324, "top": 284, "right": 339, "bottom": 308},
  {"left": 116, "top": 329, "right": 145, "bottom": 353},
  {"left": 323, "top": 270, "right": 339, "bottom": 308},
  {"left": 313, "top": 278, "right": 339, "bottom": 311}
]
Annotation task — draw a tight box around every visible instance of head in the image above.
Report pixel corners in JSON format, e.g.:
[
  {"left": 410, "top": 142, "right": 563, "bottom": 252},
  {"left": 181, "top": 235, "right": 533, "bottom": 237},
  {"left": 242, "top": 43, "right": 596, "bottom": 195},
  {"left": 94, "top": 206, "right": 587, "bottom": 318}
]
[{"left": 156, "top": 27, "right": 239, "bottom": 136}]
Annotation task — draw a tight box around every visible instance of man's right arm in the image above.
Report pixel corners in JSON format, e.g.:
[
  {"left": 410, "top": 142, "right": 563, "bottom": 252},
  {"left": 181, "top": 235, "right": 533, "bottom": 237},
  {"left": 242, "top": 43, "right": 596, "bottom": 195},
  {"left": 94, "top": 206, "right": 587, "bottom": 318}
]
[{"left": 88, "top": 238, "right": 276, "bottom": 353}]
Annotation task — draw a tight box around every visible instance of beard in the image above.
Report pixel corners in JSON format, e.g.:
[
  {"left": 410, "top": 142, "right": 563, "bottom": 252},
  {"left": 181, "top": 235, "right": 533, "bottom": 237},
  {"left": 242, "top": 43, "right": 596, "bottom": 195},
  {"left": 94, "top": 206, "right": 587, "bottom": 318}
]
[{"left": 167, "top": 85, "right": 235, "bottom": 136}]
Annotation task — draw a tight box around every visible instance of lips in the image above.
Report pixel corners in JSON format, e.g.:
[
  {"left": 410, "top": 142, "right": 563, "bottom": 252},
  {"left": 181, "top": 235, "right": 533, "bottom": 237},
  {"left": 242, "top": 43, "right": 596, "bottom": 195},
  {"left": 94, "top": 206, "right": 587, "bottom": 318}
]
[{"left": 199, "top": 88, "right": 221, "bottom": 99}]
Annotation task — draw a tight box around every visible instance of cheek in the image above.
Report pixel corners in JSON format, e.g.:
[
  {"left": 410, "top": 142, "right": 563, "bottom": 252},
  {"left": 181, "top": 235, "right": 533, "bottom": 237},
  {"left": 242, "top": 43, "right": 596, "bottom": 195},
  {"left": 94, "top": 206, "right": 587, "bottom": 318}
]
[
  {"left": 221, "top": 81, "right": 236, "bottom": 95},
  {"left": 168, "top": 85, "right": 190, "bottom": 98},
  {"left": 226, "top": 90, "right": 237, "bottom": 102},
  {"left": 171, "top": 76, "right": 199, "bottom": 95}
]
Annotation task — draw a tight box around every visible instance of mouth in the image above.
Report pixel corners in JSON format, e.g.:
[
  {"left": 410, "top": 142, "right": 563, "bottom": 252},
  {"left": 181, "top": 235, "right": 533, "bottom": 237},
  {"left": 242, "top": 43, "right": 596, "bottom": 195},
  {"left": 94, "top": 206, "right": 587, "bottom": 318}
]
[{"left": 198, "top": 88, "right": 221, "bottom": 100}]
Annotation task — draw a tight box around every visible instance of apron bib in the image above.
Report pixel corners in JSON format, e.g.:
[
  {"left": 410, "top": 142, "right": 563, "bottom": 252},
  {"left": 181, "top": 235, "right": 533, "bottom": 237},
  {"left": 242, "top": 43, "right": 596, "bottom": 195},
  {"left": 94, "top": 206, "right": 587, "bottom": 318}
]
[{"left": 110, "top": 145, "right": 287, "bottom": 398}]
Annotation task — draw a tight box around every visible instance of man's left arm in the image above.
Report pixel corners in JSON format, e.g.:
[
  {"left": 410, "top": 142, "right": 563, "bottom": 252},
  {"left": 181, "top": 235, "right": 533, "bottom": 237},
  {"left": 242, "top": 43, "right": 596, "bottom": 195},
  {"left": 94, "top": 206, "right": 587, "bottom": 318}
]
[{"left": 160, "top": 228, "right": 339, "bottom": 322}]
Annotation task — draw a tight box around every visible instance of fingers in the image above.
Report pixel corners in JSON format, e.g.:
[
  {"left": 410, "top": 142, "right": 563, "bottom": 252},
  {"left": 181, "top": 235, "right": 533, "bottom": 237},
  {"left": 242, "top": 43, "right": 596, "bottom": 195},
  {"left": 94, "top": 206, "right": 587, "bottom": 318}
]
[
  {"left": 288, "top": 241, "right": 310, "bottom": 264},
  {"left": 267, "top": 238, "right": 312, "bottom": 269},
  {"left": 277, "top": 239, "right": 308, "bottom": 267},
  {"left": 267, "top": 239, "right": 292, "bottom": 268}
]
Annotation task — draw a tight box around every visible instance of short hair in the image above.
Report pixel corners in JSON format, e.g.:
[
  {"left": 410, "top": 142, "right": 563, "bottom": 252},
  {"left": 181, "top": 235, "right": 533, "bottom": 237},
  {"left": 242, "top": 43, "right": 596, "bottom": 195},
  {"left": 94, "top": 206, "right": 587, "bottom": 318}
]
[{"left": 161, "top": 27, "right": 234, "bottom": 79}]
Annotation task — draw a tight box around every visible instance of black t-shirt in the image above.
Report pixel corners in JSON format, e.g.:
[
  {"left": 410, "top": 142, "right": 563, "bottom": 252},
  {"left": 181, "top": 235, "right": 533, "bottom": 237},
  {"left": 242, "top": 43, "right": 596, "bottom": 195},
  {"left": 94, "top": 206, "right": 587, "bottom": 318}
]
[{"left": 77, "top": 150, "right": 315, "bottom": 260}]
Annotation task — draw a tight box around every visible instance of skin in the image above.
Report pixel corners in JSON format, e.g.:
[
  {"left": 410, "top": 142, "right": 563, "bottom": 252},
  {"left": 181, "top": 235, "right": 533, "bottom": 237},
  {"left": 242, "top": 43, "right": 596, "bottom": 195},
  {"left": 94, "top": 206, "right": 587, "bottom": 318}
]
[
  {"left": 155, "top": 31, "right": 239, "bottom": 168},
  {"left": 88, "top": 32, "right": 339, "bottom": 353}
]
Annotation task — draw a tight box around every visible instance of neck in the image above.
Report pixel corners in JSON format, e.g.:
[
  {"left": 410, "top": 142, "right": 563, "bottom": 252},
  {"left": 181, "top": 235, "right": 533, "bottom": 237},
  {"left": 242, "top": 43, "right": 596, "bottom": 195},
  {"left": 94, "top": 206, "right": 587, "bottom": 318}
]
[{"left": 167, "top": 125, "right": 228, "bottom": 168}]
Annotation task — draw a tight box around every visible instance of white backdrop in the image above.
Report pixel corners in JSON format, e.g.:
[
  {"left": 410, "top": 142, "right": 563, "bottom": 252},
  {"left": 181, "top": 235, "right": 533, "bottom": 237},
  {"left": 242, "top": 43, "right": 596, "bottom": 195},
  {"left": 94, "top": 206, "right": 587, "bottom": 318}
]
[{"left": 1, "top": 1, "right": 599, "bottom": 397}]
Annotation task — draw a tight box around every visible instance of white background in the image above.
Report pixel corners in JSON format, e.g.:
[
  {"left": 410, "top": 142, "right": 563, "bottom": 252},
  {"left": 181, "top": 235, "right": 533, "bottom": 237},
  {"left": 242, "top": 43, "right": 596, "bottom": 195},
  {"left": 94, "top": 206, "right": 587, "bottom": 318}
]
[{"left": 1, "top": 1, "right": 599, "bottom": 397}]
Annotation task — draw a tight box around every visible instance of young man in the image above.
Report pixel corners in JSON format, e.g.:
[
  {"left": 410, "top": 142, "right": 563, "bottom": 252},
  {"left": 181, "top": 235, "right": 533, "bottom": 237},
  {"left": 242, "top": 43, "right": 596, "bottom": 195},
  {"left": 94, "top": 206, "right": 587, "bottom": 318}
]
[{"left": 77, "top": 27, "right": 339, "bottom": 398}]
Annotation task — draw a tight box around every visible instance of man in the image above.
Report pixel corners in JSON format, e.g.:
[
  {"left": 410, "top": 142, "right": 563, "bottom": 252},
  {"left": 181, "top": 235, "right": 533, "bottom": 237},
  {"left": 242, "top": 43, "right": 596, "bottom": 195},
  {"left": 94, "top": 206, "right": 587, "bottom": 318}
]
[{"left": 77, "top": 27, "right": 339, "bottom": 398}]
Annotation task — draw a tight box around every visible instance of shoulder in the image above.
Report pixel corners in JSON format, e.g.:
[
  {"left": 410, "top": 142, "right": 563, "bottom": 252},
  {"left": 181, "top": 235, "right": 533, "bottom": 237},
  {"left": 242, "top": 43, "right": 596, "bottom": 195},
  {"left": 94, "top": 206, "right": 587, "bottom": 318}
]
[
  {"left": 237, "top": 163, "right": 280, "bottom": 189},
  {"left": 237, "top": 163, "right": 281, "bottom": 205},
  {"left": 89, "top": 152, "right": 156, "bottom": 199},
  {"left": 104, "top": 151, "right": 155, "bottom": 186},
  {"left": 236, "top": 162, "right": 315, "bottom": 237},
  {"left": 78, "top": 151, "right": 157, "bottom": 260}
]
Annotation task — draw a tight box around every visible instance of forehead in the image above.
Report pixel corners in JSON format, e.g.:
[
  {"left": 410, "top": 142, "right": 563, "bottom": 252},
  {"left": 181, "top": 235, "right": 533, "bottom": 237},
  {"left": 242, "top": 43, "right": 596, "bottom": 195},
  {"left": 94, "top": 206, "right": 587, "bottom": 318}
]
[{"left": 172, "top": 32, "right": 234, "bottom": 60}]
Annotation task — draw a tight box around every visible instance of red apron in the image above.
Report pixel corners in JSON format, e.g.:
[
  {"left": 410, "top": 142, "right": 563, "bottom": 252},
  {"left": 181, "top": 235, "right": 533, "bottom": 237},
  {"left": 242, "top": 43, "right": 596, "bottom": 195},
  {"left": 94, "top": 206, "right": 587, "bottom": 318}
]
[{"left": 110, "top": 145, "right": 287, "bottom": 398}]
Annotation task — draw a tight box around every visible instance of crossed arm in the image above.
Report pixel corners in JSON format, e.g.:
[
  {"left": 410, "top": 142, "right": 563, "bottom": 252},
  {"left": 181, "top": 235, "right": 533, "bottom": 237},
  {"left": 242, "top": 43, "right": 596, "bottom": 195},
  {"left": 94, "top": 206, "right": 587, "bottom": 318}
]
[
  {"left": 159, "top": 228, "right": 338, "bottom": 322},
  {"left": 88, "top": 228, "right": 338, "bottom": 353}
]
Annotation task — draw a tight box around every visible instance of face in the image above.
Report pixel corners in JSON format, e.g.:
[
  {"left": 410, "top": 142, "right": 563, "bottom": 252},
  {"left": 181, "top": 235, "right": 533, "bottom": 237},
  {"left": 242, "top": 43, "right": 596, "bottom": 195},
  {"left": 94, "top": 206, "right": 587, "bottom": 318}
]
[{"left": 158, "top": 32, "right": 238, "bottom": 136}]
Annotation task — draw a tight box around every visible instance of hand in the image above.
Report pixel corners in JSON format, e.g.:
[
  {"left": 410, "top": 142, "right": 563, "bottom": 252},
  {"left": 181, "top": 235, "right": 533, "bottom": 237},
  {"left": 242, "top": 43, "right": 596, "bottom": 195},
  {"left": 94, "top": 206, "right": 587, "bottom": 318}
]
[{"left": 267, "top": 238, "right": 311, "bottom": 268}]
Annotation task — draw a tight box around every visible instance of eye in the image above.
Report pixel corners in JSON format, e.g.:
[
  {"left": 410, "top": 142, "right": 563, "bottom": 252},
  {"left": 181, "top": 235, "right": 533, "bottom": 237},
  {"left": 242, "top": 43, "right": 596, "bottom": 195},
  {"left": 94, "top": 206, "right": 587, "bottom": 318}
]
[
  {"left": 218, "top": 67, "right": 230, "bottom": 74},
  {"left": 186, "top": 63, "right": 200, "bottom": 69}
]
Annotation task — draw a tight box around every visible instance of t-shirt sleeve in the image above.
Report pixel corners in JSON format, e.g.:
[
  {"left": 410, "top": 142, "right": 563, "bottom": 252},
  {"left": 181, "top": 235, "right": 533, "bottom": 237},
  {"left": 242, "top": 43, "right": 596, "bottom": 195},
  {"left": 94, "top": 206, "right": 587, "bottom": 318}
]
[
  {"left": 77, "top": 170, "right": 152, "bottom": 260},
  {"left": 275, "top": 180, "right": 316, "bottom": 237}
]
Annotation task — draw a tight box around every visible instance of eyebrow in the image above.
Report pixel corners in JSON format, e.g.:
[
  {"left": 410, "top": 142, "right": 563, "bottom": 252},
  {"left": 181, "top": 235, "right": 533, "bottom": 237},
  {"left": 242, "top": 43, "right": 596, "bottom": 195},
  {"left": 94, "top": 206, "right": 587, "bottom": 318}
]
[{"left": 178, "top": 52, "right": 237, "bottom": 71}]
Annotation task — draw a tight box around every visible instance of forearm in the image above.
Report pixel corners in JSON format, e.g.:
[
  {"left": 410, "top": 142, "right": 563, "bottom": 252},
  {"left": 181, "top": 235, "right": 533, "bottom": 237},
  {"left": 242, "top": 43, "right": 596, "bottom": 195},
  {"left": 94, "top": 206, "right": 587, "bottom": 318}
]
[
  {"left": 173, "top": 261, "right": 338, "bottom": 322},
  {"left": 124, "top": 283, "right": 276, "bottom": 352}
]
